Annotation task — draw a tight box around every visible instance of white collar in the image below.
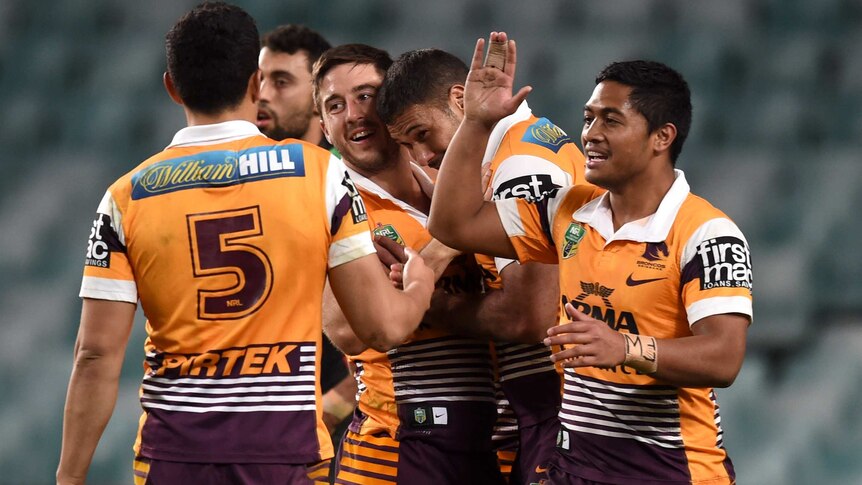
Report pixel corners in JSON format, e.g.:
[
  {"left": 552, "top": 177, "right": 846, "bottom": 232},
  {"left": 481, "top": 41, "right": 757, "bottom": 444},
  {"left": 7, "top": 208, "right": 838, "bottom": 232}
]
[
  {"left": 482, "top": 100, "right": 533, "bottom": 163},
  {"left": 167, "top": 120, "right": 265, "bottom": 148},
  {"left": 345, "top": 162, "right": 434, "bottom": 224},
  {"left": 572, "top": 169, "right": 691, "bottom": 244}
]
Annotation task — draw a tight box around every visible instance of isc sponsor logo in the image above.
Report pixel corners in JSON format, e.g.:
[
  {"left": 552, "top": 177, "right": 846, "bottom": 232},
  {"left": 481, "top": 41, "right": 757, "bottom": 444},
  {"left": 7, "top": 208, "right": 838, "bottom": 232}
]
[
  {"left": 493, "top": 174, "right": 560, "bottom": 201},
  {"left": 521, "top": 118, "right": 572, "bottom": 153},
  {"left": 152, "top": 343, "right": 299, "bottom": 378},
  {"left": 695, "top": 236, "right": 752, "bottom": 290}
]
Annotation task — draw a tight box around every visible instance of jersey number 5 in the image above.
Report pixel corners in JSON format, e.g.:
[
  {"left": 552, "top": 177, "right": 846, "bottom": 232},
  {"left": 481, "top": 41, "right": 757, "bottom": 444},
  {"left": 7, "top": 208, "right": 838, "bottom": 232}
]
[{"left": 187, "top": 206, "right": 273, "bottom": 320}]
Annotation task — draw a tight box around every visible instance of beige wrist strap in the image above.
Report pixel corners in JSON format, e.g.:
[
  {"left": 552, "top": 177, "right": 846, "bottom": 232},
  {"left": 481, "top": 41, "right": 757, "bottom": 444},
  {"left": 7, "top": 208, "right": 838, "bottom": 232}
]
[
  {"left": 623, "top": 334, "right": 658, "bottom": 374},
  {"left": 484, "top": 40, "right": 507, "bottom": 70}
]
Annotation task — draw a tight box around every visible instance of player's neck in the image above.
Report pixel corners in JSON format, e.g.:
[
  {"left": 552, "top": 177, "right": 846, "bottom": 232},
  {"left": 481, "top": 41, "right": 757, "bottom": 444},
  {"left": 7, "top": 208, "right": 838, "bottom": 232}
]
[
  {"left": 184, "top": 101, "right": 257, "bottom": 127},
  {"left": 608, "top": 165, "right": 676, "bottom": 232},
  {"left": 371, "top": 156, "right": 430, "bottom": 215}
]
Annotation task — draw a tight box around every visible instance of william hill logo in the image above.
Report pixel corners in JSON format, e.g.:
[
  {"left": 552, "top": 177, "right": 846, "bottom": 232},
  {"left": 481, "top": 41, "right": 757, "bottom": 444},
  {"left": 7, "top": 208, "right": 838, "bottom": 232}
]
[
  {"left": 522, "top": 118, "right": 571, "bottom": 153},
  {"left": 131, "top": 145, "right": 305, "bottom": 199}
]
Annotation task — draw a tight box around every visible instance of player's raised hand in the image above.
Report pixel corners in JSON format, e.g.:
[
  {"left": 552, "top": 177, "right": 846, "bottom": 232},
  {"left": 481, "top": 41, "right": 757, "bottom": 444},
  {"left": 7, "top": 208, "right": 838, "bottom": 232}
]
[
  {"left": 464, "top": 31, "right": 532, "bottom": 129},
  {"left": 397, "top": 247, "right": 435, "bottom": 302},
  {"left": 544, "top": 303, "right": 626, "bottom": 369}
]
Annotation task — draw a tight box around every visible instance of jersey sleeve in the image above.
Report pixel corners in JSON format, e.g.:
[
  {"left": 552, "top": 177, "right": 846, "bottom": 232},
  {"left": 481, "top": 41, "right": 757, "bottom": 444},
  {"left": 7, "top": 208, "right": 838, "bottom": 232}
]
[
  {"left": 490, "top": 154, "right": 573, "bottom": 272},
  {"left": 495, "top": 187, "right": 572, "bottom": 265},
  {"left": 324, "top": 154, "right": 376, "bottom": 268},
  {"left": 680, "top": 218, "right": 754, "bottom": 325},
  {"left": 79, "top": 190, "right": 138, "bottom": 303}
]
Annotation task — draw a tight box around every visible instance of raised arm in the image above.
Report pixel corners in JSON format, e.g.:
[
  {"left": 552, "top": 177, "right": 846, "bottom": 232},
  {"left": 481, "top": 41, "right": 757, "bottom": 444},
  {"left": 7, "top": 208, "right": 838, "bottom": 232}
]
[
  {"left": 327, "top": 247, "right": 434, "bottom": 353},
  {"left": 428, "top": 32, "right": 530, "bottom": 258},
  {"left": 57, "top": 298, "right": 136, "bottom": 485}
]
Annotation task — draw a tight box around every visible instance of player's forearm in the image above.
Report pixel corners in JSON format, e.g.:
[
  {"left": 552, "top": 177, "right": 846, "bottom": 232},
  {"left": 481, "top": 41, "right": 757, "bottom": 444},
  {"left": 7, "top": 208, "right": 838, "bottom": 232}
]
[
  {"left": 428, "top": 119, "right": 492, "bottom": 249},
  {"left": 57, "top": 351, "right": 124, "bottom": 484},
  {"left": 419, "top": 239, "right": 460, "bottom": 281},
  {"left": 650, "top": 333, "right": 746, "bottom": 388},
  {"left": 366, "top": 281, "right": 432, "bottom": 352},
  {"left": 323, "top": 281, "right": 369, "bottom": 356}
]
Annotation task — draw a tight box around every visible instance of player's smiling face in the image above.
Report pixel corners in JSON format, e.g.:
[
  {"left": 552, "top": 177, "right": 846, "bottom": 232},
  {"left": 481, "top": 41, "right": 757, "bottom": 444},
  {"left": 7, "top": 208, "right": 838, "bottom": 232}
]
[
  {"left": 581, "top": 80, "right": 654, "bottom": 191},
  {"left": 387, "top": 103, "right": 460, "bottom": 169},
  {"left": 319, "top": 63, "right": 397, "bottom": 175}
]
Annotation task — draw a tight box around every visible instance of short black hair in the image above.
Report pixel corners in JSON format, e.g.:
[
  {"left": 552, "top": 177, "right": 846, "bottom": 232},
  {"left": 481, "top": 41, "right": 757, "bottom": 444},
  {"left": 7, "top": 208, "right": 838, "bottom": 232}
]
[
  {"left": 312, "top": 44, "right": 393, "bottom": 110},
  {"left": 377, "top": 49, "right": 468, "bottom": 125},
  {"left": 596, "top": 60, "right": 692, "bottom": 164},
  {"left": 261, "top": 24, "right": 331, "bottom": 72},
  {"left": 165, "top": 2, "right": 260, "bottom": 115}
]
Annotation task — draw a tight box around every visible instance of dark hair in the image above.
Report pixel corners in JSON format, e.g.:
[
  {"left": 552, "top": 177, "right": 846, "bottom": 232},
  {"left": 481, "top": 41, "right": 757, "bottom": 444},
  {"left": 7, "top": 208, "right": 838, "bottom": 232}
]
[
  {"left": 312, "top": 44, "right": 393, "bottom": 110},
  {"left": 261, "top": 24, "right": 331, "bottom": 71},
  {"left": 377, "top": 49, "right": 469, "bottom": 125},
  {"left": 596, "top": 60, "right": 692, "bottom": 164},
  {"left": 165, "top": 2, "right": 260, "bottom": 115}
]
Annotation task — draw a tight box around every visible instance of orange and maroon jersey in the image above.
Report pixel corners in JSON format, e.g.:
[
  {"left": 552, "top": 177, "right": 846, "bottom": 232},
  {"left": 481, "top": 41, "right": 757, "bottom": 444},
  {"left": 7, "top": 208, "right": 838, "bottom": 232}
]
[
  {"left": 80, "top": 121, "right": 375, "bottom": 464},
  {"left": 497, "top": 170, "right": 753, "bottom": 484},
  {"left": 344, "top": 164, "right": 497, "bottom": 452}
]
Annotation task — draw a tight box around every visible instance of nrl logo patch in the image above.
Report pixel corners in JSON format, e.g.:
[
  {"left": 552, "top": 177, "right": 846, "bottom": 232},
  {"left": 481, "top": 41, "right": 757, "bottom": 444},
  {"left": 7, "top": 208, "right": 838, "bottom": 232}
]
[
  {"left": 561, "top": 223, "right": 585, "bottom": 259},
  {"left": 373, "top": 223, "right": 404, "bottom": 245},
  {"left": 413, "top": 407, "right": 427, "bottom": 424}
]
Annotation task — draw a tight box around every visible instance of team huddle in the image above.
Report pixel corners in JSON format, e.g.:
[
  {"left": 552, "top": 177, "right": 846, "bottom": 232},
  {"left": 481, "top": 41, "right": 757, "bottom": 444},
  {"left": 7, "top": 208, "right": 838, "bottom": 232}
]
[{"left": 57, "top": 3, "right": 754, "bottom": 485}]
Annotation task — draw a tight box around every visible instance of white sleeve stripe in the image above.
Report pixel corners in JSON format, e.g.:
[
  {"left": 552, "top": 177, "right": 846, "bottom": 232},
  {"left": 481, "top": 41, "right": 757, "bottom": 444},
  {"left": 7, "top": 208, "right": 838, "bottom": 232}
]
[
  {"left": 96, "top": 190, "right": 126, "bottom": 246},
  {"left": 329, "top": 232, "right": 376, "bottom": 268},
  {"left": 80, "top": 276, "right": 138, "bottom": 303},
  {"left": 686, "top": 296, "right": 753, "bottom": 327},
  {"left": 496, "top": 199, "right": 525, "bottom": 237},
  {"left": 494, "top": 257, "right": 517, "bottom": 273}
]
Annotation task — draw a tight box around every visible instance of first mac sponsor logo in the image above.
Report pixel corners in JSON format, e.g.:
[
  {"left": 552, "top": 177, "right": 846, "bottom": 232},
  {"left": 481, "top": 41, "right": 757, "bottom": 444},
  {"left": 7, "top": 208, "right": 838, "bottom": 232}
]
[
  {"left": 695, "top": 236, "right": 752, "bottom": 290},
  {"left": 85, "top": 213, "right": 124, "bottom": 268}
]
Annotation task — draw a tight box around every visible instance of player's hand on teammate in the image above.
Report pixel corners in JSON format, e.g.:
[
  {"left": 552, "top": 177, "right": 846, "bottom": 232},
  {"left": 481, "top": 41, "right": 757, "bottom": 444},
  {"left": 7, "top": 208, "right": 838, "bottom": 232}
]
[
  {"left": 544, "top": 303, "right": 626, "bottom": 369},
  {"left": 464, "top": 31, "right": 532, "bottom": 130},
  {"left": 390, "top": 247, "right": 435, "bottom": 300},
  {"left": 375, "top": 235, "right": 407, "bottom": 270}
]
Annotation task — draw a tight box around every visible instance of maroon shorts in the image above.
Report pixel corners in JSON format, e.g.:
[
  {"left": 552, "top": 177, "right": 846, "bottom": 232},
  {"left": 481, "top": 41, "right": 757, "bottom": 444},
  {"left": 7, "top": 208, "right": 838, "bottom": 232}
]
[
  {"left": 134, "top": 455, "right": 329, "bottom": 484},
  {"left": 334, "top": 430, "right": 505, "bottom": 484}
]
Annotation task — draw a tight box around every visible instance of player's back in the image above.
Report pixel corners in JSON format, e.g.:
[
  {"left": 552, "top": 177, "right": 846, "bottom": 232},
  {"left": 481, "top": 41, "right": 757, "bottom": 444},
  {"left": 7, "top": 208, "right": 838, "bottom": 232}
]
[{"left": 82, "top": 122, "right": 372, "bottom": 464}]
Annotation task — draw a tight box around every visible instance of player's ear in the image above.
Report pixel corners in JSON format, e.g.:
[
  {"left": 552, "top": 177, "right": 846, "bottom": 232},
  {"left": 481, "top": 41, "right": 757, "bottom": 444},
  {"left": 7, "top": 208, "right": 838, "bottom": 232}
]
[
  {"left": 320, "top": 117, "right": 332, "bottom": 144},
  {"left": 449, "top": 84, "right": 465, "bottom": 115},
  {"left": 652, "top": 122, "right": 677, "bottom": 156},
  {"left": 248, "top": 69, "right": 262, "bottom": 104},
  {"left": 163, "top": 72, "right": 184, "bottom": 106}
]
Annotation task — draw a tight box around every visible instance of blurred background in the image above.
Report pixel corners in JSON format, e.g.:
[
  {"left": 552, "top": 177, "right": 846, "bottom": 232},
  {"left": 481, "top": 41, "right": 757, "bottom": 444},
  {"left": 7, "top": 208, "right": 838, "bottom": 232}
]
[{"left": 1, "top": 0, "right": 860, "bottom": 483}]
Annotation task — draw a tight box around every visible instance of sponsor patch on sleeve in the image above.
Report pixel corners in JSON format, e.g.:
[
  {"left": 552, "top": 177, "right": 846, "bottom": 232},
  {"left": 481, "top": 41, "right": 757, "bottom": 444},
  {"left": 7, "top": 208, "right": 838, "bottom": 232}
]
[
  {"left": 493, "top": 173, "right": 561, "bottom": 201},
  {"left": 331, "top": 171, "right": 368, "bottom": 235},
  {"left": 689, "top": 236, "right": 753, "bottom": 290},
  {"left": 84, "top": 213, "right": 125, "bottom": 268},
  {"left": 521, "top": 118, "right": 572, "bottom": 154}
]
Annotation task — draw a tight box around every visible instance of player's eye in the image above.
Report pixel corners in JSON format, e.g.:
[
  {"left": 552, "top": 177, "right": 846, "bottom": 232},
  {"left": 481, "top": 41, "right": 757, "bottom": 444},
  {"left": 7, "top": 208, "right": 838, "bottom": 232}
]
[{"left": 327, "top": 102, "right": 344, "bottom": 114}]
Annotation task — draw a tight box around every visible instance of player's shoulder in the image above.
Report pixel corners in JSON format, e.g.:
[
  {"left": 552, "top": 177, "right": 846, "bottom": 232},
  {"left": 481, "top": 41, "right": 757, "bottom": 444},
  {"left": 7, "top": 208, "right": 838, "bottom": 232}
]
[
  {"left": 677, "top": 192, "right": 736, "bottom": 228},
  {"left": 504, "top": 114, "right": 577, "bottom": 157}
]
